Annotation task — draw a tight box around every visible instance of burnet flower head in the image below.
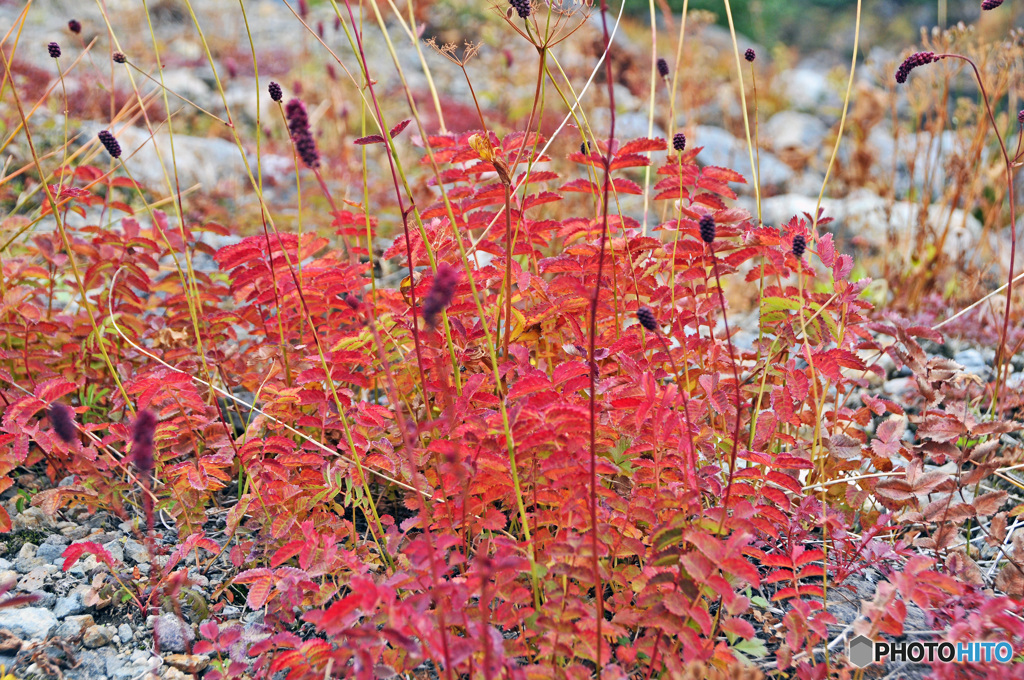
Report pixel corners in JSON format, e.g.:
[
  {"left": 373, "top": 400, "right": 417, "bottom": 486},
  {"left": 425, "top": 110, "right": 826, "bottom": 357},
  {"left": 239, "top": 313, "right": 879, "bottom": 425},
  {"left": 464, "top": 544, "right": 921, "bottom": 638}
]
[{"left": 285, "top": 98, "right": 320, "bottom": 169}]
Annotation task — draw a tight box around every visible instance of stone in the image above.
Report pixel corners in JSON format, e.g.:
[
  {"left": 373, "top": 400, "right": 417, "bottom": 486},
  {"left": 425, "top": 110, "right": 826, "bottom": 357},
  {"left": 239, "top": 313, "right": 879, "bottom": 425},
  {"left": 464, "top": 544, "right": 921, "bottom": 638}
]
[
  {"left": 762, "top": 111, "right": 829, "bottom": 156},
  {"left": 83, "top": 624, "right": 114, "bottom": 648},
  {"left": 883, "top": 377, "right": 915, "bottom": 396},
  {"left": 0, "top": 607, "right": 57, "bottom": 640},
  {"left": 152, "top": 614, "right": 193, "bottom": 652},
  {"left": 780, "top": 67, "right": 838, "bottom": 111},
  {"left": 13, "top": 556, "right": 45, "bottom": 574},
  {"left": 164, "top": 654, "right": 209, "bottom": 673},
  {"left": 693, "top": 125, "right": 794, "bottom": 193},
  {"left": 118, "top": 623, "right": 134, "bottom": 642},
  {"left": 106, "top": 655, "right": 127, "bottom": 677},
  {"left": 124, "top": 539, "right": 149, "bottom": 564},
  {"left": 17, "top": 565, "right": 56, "bottom": 591},
  {"left": 84, "top": 125, "right": 249, "bottom": 195},
  {"left": 32, "top": 590, "right": 56, "bottom": 608},
  {"left": 66, "top": 649, "right": 110, "bottom": 680},
  {"left": 102, "top": 540, "right": 124, "bottom": 564},
  {"left": 12, "top": 507, "right": 48, "bottom": 531},
  {"left": 954, "top": 349, "right": 992, "bottom": 379},
  {"left": 750, "top": 189, "right": 990, "bottom": 270},
  {"left": 35, "top": 542, "right": 65, "bottom": 563},
  {"left": 61, "top": 525, "right": 90, "bottom": 540},
  {"left": 54, "top": 614, "right": 95, "bottom": 639},
  {"left": 53, "top": 592, "right": 86, "bottom": 619},
  {"left": 163, "top": 668, "right": 188, "bottom": 680}
]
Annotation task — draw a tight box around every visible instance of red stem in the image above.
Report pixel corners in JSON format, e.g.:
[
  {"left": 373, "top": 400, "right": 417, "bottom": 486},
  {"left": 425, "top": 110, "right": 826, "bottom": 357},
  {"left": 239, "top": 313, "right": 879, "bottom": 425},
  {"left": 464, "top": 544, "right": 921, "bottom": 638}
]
[
  {"left": 587, "top": 0, "right": 616, "bottom": 668},
  {"left": 341, "top": 0, "right": 427, "bottom": 392},
  {"left": 708, "top": 246, "right": 744, "bottom": 531},
  {"left": 938, "top": 54, "right": 1017, "bottom": 414}
]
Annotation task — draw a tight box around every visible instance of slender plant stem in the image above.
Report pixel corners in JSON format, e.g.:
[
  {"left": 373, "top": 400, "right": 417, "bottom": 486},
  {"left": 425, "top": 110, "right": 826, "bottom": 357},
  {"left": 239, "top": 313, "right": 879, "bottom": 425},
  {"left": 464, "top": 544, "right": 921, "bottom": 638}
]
[{"left": 587, "top": 0, "right": 617, "bottom": 667}]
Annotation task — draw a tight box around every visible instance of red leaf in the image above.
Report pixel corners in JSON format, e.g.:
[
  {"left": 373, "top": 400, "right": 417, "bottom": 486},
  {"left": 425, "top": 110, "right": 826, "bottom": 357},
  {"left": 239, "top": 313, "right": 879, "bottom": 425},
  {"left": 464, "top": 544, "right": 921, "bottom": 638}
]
[
  {"left": 353, "top": 134, "right": 386, "bottom": 145},
  {"left": 234, "top": 568, "right": 275, "bottom": 609},
  {"left": 616, "top": 137, "right": 667, "bottom": 155},
  {"left": 721, "top": 617, "right": 755, "bottom": 639},
  {"left": 62, "top": 541, "right": 116, "bottom": 571},
  {"left": 389, "top": 119, "right": 411, "bottom": 138}
]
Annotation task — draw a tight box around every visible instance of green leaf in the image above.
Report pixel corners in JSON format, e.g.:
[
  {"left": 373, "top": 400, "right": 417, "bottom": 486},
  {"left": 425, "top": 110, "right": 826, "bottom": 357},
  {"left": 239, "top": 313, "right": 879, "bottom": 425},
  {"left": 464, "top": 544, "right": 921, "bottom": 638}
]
[{"left": 734, "top": 637, "right": 768, "bottom": 659}]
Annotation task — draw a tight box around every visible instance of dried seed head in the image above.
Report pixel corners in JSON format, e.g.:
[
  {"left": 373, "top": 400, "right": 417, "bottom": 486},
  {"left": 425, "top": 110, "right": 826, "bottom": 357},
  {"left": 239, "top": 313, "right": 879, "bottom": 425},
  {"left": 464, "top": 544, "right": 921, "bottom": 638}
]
[
  {"left": 792, "top": 234, "right": 806, "bottom": 259},
  {"left": 1017, "top": 109, "right": 1023, "bottom": 125},
  {"left": 268, "top": 81, "right": 283, "bottom": 102},
  {"left": 982, "top": 0, "right": 1004, "bottom": 9},
  {"left": 132, "top": 410, "right": 157, "bottom": 480},
  {"left": 48, "top": 42, "right": 61, "bottom": 58},
  {"left": 636, "top": 307, "right": 658, "bottom": 332},
  {"left": 673, "top": 132, "right": 686, "bottom": 153},
  {"left": 423, "top": 264, "right": 459, "bottom": 328},
  {"left": 97, "top": 130, "right": 121, "bottom": 159},
  {"left": 699, "top": 214, "right": 716, "bottom": 244},
  {"left": 285, "top": 98, "right": 321, "bottom": 169},
  {"left": 656, "top": 58, "right": 669, "bottom": 79},
  {"left": 112, "top": 51, "right": 126, "bottom": 64},
  {"left": 68, "top": 19, "right": 81, "bottom": 34},
  {"left": 895, "top": 51, "right": 938, "bottom": 84},
  {"left": 580, "top": 140, "right": 590, "bottom": 155},
  {"left": 48, "top": 403, "right": 77, "bottom": 444},
  {"left": 744, "top": 48, "right": 756, "bottom": 62},
  {"left": 509, "top": 0, "right": 531, "bottom": 19}
]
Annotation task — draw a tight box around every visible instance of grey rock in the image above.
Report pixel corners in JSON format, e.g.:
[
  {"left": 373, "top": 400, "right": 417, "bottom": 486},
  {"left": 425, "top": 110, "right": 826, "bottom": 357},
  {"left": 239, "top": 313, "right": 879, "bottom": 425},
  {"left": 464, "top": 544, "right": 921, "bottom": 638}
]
[
  {"left": 61, "top": 525, "right": 89, "bottom": 540},
  {"left": 751, "top": 189, "right": 989, "bottom": 269},
  {"left": 763, "top": 111, "right": 829, "bottom": 156},
  {"left": 54, "top": 614, "right": 95, "bottom": 639},
  {"left": 123, "top": 539, "right": 149, "bottom": 564},
  {"left": 693, "top": 125, "right": 794, "bottom": 193},
  {"left": 0, "top": 606, "right": 57, "bottom": 639},
  {"left": 0, "top": 558, "right": 11, "bottom": 570},
  {"left": 12, "top": 507, "right": 49, "bottom": 530},
  {"left": 883, "top": 377, "right": 916, "bottom": 396},
  {"left": 102, "top": 540, "right": 124, "bottom": 564},
  {"left": 18, "top": 565, "right": 56, "bottom": 591},
  {"left": 35, "top": 590, "right": 57, "bottom": 608},
  {"left": 83, "top": 624, "right": 115, "bottom": 648},
  {"left": 84, "top": 124, "right": 249, "bottom": 195},
  {"left": 67, "top": 554, "right": 98, "bottom": 578},
  {"left": 117, "top": 623, "right": 133, "bottom": 642},
  {"left": 54, "top": 591, "right": 86, "bottom": 619},
  {"left": 153, "top": 613, "right": 193, "bottom": 652},
  {"left": 35, "top": 542, "right": 65, "bottom": 562},
  {"left": 106, "top": 655, "right": 127, "bottom": 677},
  {"left": 16, "top": 543, "right": 37, "bottom": 561},
  {"left": 66, "top": 649, "right": 110, "bottom": 680},
  {"left": 14, "top": 556, "right": 46, "bottom": 574},
  {"left": 954, "top": 349, "right": 991, "bottom": 379},
  {"left": 780, "top": 67, "right": 839, "bottom": 111}
]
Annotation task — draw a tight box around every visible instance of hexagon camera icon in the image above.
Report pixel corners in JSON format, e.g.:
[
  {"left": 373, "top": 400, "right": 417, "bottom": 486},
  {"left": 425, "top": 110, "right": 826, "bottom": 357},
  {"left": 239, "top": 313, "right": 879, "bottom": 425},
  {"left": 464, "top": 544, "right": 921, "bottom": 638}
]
[{"left": 849, "top": 635, "right": 875, "bottom": 668}]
